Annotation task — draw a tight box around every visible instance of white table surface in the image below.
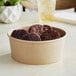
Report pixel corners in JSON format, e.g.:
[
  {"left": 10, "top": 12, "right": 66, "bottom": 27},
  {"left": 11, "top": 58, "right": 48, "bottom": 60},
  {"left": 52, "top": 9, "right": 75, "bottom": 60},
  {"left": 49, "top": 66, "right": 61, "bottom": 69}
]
[{"left": 0, "top": 11, "right": 76, "bottom": 76}]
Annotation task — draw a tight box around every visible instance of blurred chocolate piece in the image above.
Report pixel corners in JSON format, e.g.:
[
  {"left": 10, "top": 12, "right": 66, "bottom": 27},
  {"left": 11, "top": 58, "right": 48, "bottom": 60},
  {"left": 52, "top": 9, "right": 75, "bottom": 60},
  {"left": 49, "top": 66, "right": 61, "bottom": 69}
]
[
  {"left": 11, "top": 29, "right": 27, "bottom": 39},
  {"left": 41, "top": 29, "right": 61, "bottom": 41},
  {"left": 22, "top": 33, "right": 41, "bottom": 41},
  {"left": 43, "top": 25, "right": 52, "bottom": 31},
  {"left": 41, "top": 30, "right": 52, "bottom": 41},
  {"left": 29, "top": 24, "right": 43, "bottom": 36},
  {"left": 50, "top": 29, "right": 61, "bottom": 39}
]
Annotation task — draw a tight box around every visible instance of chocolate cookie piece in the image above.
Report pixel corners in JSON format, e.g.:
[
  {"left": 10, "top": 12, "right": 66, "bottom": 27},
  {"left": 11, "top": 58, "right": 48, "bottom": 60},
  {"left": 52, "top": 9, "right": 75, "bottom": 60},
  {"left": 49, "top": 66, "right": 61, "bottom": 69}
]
[
  {"left": 11, "top": 29, "right": 27, "bottom": 39},
  {"left": 29, "top": 24, "right": 43, "bottom": 36},
  {"left": 22, "top": 33, "right": 41, "bottom": 41},
  {"left": 51, "top": 29, "right": 61, "bottom": 39},
  {"left": 43, "top": 25, "right": 52, "bottom": 31},
  {"left": 41, "top": 30, "right": 52, "bottom": 41},
  {"left": 41, "top": 29, "right": 61, "bottom": 41}
]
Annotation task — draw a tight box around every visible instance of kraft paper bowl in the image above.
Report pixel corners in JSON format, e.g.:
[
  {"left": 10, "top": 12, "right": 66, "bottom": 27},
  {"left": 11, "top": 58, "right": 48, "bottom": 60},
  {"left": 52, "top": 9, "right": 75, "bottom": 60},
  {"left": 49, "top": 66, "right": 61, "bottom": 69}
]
[{"left": 8, "top": 26, "right": 66, "bottom": 65}]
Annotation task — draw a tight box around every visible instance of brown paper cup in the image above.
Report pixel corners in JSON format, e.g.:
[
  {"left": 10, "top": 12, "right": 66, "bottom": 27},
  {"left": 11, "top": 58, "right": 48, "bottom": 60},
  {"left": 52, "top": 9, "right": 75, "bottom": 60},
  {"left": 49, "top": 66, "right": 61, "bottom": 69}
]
[{"left": 8, "top": 26, "right": 66, "bottom": 65}]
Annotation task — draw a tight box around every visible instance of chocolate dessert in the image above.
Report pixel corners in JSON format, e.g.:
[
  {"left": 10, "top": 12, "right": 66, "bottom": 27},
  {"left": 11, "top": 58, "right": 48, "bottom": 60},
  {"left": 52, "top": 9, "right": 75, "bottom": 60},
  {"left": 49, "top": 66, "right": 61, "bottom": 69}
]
[
  {"left": 29, "top": 24, "right": 43, "bottom": 36},
  {"left": 22, "top": 33, "right": 41, "bottom": 41},
  {"left": 41, "top": 29, "right": 61, "bottom": 41},
  {"left": 11, "top": 29, "right": 27, "bottom": 39},
  {"left": 11, "top": 24, "right": 61, "bottom": 41}
]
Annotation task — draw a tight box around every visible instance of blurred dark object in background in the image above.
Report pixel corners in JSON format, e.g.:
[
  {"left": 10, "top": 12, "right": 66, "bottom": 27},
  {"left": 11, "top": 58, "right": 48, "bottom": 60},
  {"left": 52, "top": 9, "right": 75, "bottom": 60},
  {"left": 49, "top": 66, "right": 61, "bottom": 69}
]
[
  {"left": 74, "top": 8, "right": 76, "bottom": 12},
  {"left": 23, "top": 6, "right": 26, "bottom": 12},
  {"left": 56, "top": 0, "right": 76, "bottom": 10}
]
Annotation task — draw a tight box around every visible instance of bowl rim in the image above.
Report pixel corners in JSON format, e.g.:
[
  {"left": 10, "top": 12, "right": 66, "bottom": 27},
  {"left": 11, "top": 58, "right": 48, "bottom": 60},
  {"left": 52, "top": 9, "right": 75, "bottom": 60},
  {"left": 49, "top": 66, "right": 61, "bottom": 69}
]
[{"left": 7, "top": 26, "right": 67, "bottom": 43}]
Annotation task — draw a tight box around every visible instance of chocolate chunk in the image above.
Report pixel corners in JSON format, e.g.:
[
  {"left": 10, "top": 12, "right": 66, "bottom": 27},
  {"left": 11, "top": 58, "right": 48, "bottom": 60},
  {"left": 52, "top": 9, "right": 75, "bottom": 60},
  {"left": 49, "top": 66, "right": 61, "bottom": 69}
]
[
  {"left": 41, "top": 30, "right": 52, "bottom": 41},
  {"left": 29, "top": 24, "right": 43, "bottom": 36},
  {"left": 22, "top": 33, "right": 41, "bottom": 41},
  {"left": 51, "top": 29, "right": 61, "bottom": 39},
  {"left": 43, "top": 25, "right": 52, "bottom": 31},
  {"left": 41, "top": 29, "right": 61, "bottom": 41},
  {"left": 11, "top": 29, "right": 27, "bottom": 39}
]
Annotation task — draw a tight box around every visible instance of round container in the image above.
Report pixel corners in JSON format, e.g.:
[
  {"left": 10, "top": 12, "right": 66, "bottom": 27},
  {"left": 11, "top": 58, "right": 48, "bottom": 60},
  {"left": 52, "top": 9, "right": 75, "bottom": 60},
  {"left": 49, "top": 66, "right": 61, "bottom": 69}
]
[{"left": 8, "top": 26, "right": 66, "bottom": 65}]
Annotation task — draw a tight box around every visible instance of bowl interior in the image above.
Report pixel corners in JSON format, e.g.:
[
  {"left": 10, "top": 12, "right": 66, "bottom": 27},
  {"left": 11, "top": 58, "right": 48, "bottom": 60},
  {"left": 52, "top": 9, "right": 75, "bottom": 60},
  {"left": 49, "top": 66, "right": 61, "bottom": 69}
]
[{"left": 8, "top": 26, "right": 66, "bottom": 42}]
